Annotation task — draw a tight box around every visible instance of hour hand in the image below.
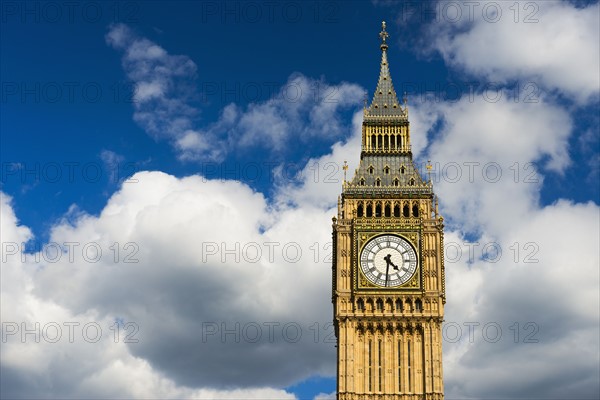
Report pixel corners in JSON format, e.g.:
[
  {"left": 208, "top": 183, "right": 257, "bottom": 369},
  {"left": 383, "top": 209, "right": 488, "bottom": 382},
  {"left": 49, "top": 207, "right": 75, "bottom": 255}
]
[{"left": 384, "top": 254, "right": 399, "bottom": 270}]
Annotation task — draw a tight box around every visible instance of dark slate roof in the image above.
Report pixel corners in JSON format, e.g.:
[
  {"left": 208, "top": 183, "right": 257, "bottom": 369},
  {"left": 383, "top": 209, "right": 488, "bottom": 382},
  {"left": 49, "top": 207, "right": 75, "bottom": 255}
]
[
  {"left": 344, "top": 154, "right": 432, "bottom": 197},
  {"left": 365, "top": 48, "right": 406, "bottom": 119},
  {"left": 364, "top": 22, "right": 407, "bottom": 121}
]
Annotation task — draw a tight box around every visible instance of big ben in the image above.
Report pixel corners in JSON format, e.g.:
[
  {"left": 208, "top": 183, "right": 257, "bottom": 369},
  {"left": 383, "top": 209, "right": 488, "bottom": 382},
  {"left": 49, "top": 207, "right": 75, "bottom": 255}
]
[{"left": 332, "top": 22, "right": 445, "bottom": 400}]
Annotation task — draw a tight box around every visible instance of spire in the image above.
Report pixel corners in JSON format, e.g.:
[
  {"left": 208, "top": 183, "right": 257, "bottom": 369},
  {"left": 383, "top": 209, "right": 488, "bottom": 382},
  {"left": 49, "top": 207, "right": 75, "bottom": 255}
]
[{"left": 365, "top": 21, "right": 405, "bottom": 119}]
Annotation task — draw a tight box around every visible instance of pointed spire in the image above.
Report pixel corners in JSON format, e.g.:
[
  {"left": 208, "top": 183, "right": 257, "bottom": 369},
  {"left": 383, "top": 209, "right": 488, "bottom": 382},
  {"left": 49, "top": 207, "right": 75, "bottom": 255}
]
[{"left": 365, "top": 21, "right": 405, "bottom": 119}]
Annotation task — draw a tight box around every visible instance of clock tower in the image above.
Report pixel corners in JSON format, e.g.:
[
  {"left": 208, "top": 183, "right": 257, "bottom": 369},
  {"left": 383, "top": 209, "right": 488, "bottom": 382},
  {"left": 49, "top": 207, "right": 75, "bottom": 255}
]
[{"left": 332, "top": 22, "right": 445, "bottom": 400}]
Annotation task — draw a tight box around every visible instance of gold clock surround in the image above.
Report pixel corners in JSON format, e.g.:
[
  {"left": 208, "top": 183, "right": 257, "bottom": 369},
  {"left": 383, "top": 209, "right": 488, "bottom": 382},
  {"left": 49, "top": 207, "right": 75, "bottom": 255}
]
[{"left": 355, "top": 231, "right": 421, "bottom": 291}]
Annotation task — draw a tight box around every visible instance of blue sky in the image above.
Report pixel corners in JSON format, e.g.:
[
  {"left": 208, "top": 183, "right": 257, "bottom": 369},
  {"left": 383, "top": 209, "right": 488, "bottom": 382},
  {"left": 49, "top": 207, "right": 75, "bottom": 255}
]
[
  {"left": 1, "top": 2, "right": 452, "bottom": 235},
  {"left": 1, "top": 1, "right": 599, "bottom": 399}
]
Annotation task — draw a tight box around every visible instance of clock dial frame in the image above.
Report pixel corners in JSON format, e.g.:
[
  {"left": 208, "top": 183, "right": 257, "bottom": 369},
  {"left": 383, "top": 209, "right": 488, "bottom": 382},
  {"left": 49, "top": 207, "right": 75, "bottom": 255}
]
[{"left": 357, "top": 233, "right": 419, "bottom": 288}]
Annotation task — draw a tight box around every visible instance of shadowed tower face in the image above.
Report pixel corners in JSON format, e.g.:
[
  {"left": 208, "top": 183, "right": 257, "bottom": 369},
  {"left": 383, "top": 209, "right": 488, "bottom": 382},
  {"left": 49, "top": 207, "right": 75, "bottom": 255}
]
[{"left": 332, "top": 21, "right": 445, "bottom": 400}]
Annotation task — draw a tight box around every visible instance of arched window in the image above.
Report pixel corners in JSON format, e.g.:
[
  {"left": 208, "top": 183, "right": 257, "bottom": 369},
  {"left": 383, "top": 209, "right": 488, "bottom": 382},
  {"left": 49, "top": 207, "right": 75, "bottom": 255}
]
[
  {"left": 366, "top": 204, "right": 373, "bottom": 217},
  {"left": 357, "top": 204, "right": 364, "bottom": 217},
  {"left": 412, "top": 204, "right": 419, "bottom": 217},
  {"left": 403, "top": 204, "right": 410, "bottom": 217},
  {"left": 383, "top": 166, "right": 390, "bottom": 174},
  {"left": 393, "top": 178, "right": 399, "bottom": 187},
  {"left": 375, "top": 178, "right": 381, "bottom": 187},
  {"left": 360, "top": 178, "right": 365, "bottom": 186},
  {"left": 393, "top": 204, "right": 400, "bottom": 217},
  {"left": 395, "top": 299, "right": 403, "bottom": 312},
  {"left": 357, "top": 298, "right": 365, "bottom": 311},
  {"left": 377, "top": 135, "right": 383, "bottom": 149},
  {"left": 376, "top": 299, "right": 384, "bottom": 311},
  {"left": 405, "top": 299, "right": 412, "bottom": 312},
  {"left": 384, "top": 136, "right": 389, "bottom": 150},
  {"left": 368, "top": 166, "right": 374, "bottom": 174},
  {"left": 409, "top": 178, "right": 415, "bottom": 186},
  {"left": 400, "top": 166, "right": 405, "bottom": 174},
  {"left": 375, "top": 204, "right": 382, "bottom": 217},
  {"left": 371, "top": 135, "right": 376, "bottom": 150},
  {"left": 384, "top": 204, "right": 391, "bottom": 217},
  {"left": 415, "top": 299, "right": 422, "bottom": 312},
  {"left": 386, "top": 299, "right": 393, "bottom": 312}
]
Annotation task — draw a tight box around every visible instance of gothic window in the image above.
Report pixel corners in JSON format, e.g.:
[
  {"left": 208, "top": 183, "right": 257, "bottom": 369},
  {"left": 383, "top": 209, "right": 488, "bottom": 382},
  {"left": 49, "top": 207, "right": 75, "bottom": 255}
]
[
  {"left": 407, "top": 341, "right": 412, "bottom": 391},
  {"left": 368, "top": 340, "right": 373, "bottom": 392},
  {"left": 393, "top": 204, "right": 400, "bottom": 217},
  {"left": 378, "top": 340, "right": 383, "bottom": 391},
  {"left": 375, "top": 178, "right": 381, "bottom": 187},
  {"left": 393, "top": 178, "right": 399, "bottom": 187},
  {"left": 375, "top": 204, "right": 382, "bottom": 217},
  {"left": 397, "top": 339, "right": 402, "bottom": 390},
  {"left": 376, "top": 299, "right": 383, "bottom": 311},
  {"left": 378, "top": 135, "right": 383, "bottom": 149},
  {"left": 384, "top": 203, "right": 391, "bottom": 217},
  {"left": 360, "top": 178, "right": 365, "bottom": 186},
  {"left": 367, "top": 298, "right": 374, "bottom": 311},
  {"left": 357, "top": 204, "right": 364, "bottom": 217},
  {"left": 415, "top": 299, "right": 422, "bottom": 312},
  {"left": 403, "top": 204, "right": 410, "bottom": 218},
  {"left": 357, "top": 298, "right": 365, "bottom": 311},
  {"left": 371, "top": 135, "right": 376, "bottom": 149},
  {"left": 400, "top": 165, "right": 405, "bottom": 174},
  {"left": 384, "top": 135, "right": 389, "bottom": 149},
  {"left": 395, "top": 298, "right": 403, "bottom": 311},
  {"left": 366, "top": 204, "right": 373, "bottom": 217},
  {"left": 412, "top": 204, "right": 419, "bottom": 217},
  {"left": 383, "top": 166, "right": 390, "bottom": 174},
  {"left": 386, "top": 299, "right": 393, "bottom": 312},
  {"left": 409, "top": 178, "right": 415, "bottom": 186},
  {"left": 368, "top": 166, "right": 374, "bottom": 174}
]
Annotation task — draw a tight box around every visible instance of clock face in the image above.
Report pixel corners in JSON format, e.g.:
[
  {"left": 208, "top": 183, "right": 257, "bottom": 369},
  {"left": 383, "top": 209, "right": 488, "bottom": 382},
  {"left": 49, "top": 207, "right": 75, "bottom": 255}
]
[{"left": 359, "top": 234, "right": 418, "bottom": 287}]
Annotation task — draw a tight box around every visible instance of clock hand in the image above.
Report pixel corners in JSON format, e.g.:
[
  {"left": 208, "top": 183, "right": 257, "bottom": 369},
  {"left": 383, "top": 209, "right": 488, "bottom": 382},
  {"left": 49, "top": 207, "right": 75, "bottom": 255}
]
[
  {"left": 384, "top": 254, "right": 392, "bottom": 287},
  {"left": 384, "top": 253, "right": 399, "bottom": 271}
]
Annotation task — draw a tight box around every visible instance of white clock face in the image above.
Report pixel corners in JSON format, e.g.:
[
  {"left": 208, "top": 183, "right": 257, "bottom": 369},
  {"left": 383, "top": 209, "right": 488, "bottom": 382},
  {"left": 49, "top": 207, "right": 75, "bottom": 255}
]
[{"left": 359, "top": 234, "right": 418, "bottom": 287}]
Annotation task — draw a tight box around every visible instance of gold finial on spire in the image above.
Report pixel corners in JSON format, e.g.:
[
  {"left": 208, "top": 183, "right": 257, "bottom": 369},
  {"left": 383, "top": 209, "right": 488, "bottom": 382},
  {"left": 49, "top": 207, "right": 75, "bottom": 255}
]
[
  {"left": 426, "top": 160, "right": 433, "bottom": 184},
  {"left": 343, "top": 160, "right": 348, "bottom": 183},
  {"left": 379, "top": 21, "right": 389, "bottom": 49}
]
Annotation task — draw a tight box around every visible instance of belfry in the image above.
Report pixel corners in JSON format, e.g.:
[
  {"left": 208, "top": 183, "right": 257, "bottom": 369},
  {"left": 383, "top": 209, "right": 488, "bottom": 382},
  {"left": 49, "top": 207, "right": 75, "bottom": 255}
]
[{"left": 332, "top": 22, "right": 445, "bottom": 399}]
